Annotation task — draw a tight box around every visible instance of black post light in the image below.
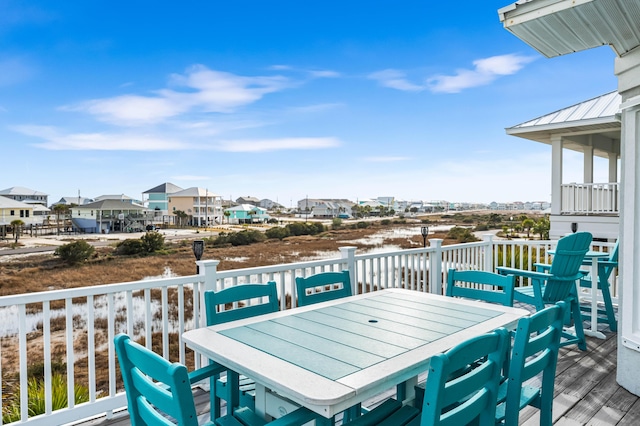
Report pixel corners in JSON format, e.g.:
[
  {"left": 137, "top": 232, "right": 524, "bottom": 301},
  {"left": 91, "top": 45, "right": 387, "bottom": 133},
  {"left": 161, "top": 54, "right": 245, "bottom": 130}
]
[
  {"left": 421, "top": 226, "right": 429, "bottom": 248},
  {"left": 571, "top": 222, "right": 578, "bottom": 233},
  {"left": 192, "top": 240, "right": 204, "bottom": 273}
]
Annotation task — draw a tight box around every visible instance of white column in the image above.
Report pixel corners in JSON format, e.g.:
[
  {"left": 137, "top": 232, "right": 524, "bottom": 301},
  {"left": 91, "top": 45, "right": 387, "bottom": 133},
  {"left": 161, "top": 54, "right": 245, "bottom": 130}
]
[
  {"left": 551, "top": 135, "right": 563, "bottom": 215},
  {"left": 583, "top": 140, "right": 594, "bottom": 183},
  {"left": 615, "top": 45, "right": 640, "bottom": 395},
  {"left": 609, "top": 150, "right": 619, "bottom": 183}
]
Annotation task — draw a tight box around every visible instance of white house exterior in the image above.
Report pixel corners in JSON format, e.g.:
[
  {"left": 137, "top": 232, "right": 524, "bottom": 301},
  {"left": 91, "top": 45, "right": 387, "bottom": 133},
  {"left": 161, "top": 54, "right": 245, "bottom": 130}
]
[
  {"left": 0, "top": 197, "right": 36, "bottom": 226},
  {"left": 0, "top": 186, "right": 48, "bottom": 206},
  {"left": 506, "top": 91, "right": 621, "bottom": 240},
  {"left": 499, "top": 0, "right": 640, "bottom": 396}
]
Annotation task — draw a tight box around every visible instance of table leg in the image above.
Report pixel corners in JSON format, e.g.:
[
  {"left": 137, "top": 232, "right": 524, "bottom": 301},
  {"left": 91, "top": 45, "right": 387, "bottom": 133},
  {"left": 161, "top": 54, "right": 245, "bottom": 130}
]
[
  {"left": 255, "top": 383, "right": 267, "bottom": 418},
  {"left": 584, "top": 256, "right": 606, "bottom": 339}
]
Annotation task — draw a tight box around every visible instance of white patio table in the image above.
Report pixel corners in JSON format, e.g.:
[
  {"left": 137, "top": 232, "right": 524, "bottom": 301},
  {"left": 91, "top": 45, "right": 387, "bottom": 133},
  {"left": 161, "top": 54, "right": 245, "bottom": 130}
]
[{"left": 183, "top": 288, "right": 528, "bottom": 421}]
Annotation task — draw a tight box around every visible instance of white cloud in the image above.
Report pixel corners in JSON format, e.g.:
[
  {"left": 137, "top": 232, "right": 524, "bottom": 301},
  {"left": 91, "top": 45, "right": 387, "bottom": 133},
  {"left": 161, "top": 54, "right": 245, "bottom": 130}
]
[
  {"left": 369, "top": 54, "right": 536, "bottom": 94},
  {"left": 427, "top": 54, "right": 536, "bottom": 93},
  {"left": 362, "top": 156, "right": 410, "bottom": 162},
  {"left": 217, "top": 137, "right": 340, "bottom": 152},
  {"left": 12, "top": 125, "right": 188, "bottom": 151},
  {"left": 368, "top": 69, "right": 425, "bottom": 92},
  {"left": 63, "top": 65, "right": 293, "bottom": 126},
  {"left": 308, "top": 70, "right": 341, "bottom": 78}
]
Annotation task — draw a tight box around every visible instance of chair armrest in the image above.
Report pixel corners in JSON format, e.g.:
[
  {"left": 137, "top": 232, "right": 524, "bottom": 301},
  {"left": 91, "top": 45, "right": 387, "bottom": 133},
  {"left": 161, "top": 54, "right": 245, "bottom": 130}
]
[
  {"left": 189, "top": 362, "right": 227, "bottom": 384},
  {"left": 533, "top": 262, "right": 551, "bottom": 272},
  {"left": 496, "top": 267, "right": 553, "bottom": 281}
]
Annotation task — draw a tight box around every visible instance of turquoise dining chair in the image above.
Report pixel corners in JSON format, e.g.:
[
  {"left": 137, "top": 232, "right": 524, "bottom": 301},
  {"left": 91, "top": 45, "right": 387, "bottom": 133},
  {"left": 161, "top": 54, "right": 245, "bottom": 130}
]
[
  {"left": 495, "top": 302, "right": 565, "bottom": 426},
  {"left": 497, "top": 231, "right": 592, "bottom": 351},
  {"left": 579, "top": 240, "right": 618, "bottom": 331},
  {"left": 446, "top": 269, "right": 515, "bottom": 306},
  {"left": 205, "top": 282, "right": 280, "bottom": 418},
  {"left": 410, "top": 328, "right": 509, "bottom": 426},
  {"left": 295, "top": 270, "right": 352, "bottom": 307},
  {"left": 114, "top": 333, "right": 318, "bottom": 426}
]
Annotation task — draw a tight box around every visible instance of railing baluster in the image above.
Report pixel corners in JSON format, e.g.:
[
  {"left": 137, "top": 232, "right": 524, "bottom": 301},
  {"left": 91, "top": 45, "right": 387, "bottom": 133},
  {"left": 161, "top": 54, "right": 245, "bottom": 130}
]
[{"left": 88, "top": 294, "right": 96, "bottom": 402}]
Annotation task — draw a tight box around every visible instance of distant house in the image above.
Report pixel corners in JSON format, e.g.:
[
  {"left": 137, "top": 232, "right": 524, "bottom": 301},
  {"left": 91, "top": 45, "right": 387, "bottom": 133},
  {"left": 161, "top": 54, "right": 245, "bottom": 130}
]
[
  {"left": 143, "top": 183, "right": 183, "bottom": 218},
  {"left": 0, "top": 186, "right": 48, "bottom": 206},
  {"left": 224, "top": 204, "right": 269, "bottom": 224},
  {"left": 51, "top": 196, "right": 94, "bottom": 206},
  {"left": 236, "top": 196, "right": 260, "bottom": 206},
  {"left": 72, "top": 199, "right": 149, "bottom": 233},
  {"left": 0, "top": 197, "right": 36, "bottom": 227},
  {"left": 168, "top": 187, "right": 222, "bottom": 226},
  {"left": 259, "top": 199, "right": 284, "bottom": 210},
  {"left": 94, "top": 194, "right": 142, "bottom": 204}
]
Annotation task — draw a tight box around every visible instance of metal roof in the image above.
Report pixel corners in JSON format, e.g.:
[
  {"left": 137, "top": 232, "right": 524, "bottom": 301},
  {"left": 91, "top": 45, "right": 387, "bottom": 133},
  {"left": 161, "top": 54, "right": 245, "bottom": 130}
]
[
  {"left": 143, "top": 182, "right": 183, "bottom": 194},
  {"left": 498, "top": 0, "right": 640, "bottom": 58},
  {"left": 0, "top": 186, "right": 48, "bottom": 196},
  {"left": 506, "top": 91, "right": 621, "bottom": 156}
]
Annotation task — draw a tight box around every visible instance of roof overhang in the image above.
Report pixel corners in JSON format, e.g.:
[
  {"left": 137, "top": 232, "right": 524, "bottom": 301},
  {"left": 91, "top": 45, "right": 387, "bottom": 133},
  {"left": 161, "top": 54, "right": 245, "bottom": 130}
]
[{"left": 498, "top": 0, "right": 640, "bottom": 58}]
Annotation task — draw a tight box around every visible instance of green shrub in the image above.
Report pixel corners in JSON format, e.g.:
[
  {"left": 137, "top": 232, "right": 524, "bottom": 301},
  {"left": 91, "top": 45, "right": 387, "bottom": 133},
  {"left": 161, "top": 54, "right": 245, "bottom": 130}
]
[
  {"left": 210, "top": 230, "right": 266, "bottom": 246},
  {"left": 115, "top": 232, "right": 165, "bottom": 255},
  {"left": 380, "top": 219, "right": 391, "bottom": 226},
  {"left": 284, "top": 222, "right": 325, "bottom": 236},
  {"left": 267, "top": 218, "right": 279, "bottom": 224},
  {"left": 141, "top": 231, "right": 165, "bottom": 252},
  {"left": 2, "top": 374, "right": 89, "bottom": 423},
  {"left": 265, "top": 227, "right": 290, "bottom": 240},
  {"left": 331, "top": 218, "right": 343, "bottom": 229},
  {"left": 115, "top": 239, "right": 146, "bottom": 255},
  {"left": 446, "top": 226, "right": 479, "bottom": 243},
  {"left": 475, "top": 223, "right": 489, "bottom": 231},
  {"left": 54, "top": 240, "right": 95, "bottom": 265},
  {"left": 356, "top": 221, "right": 370, "bottom": 229}
]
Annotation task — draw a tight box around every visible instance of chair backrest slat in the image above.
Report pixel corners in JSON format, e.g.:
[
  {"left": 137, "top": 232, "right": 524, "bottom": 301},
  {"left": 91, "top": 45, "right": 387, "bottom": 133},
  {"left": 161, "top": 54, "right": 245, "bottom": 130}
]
[
  {"left": 205, "top": 282, "right": 279, "bottom": 326},
  {"left": 544, "top": 232, "right": 592, "bottom": 302},
  {"left": 446, "top": 269, "right": 515, "bottom": 307},
  {"left": 295, "top": 271, "right": 352, "bottom": 307}
]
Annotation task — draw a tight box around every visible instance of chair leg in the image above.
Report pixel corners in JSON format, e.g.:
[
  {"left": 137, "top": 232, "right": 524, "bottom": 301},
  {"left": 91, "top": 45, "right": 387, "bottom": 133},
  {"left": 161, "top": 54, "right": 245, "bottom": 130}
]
[
  {"left": 571, "top": 299, "right": 587, "bottom": 351},
  {"left": 600, "top": 281, "right": 618, "bottom": 332}
]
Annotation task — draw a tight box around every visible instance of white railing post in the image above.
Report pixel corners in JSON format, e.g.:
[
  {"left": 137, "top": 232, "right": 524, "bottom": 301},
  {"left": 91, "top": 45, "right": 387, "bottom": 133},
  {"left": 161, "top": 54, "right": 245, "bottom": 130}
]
[
  {"left": 339, "top": 246, "right": 358, "bottom": 294},
  {"left": 198, "top": 259, "right": 220, "bottom": 292},
  {"left": 197, "top": 260, "right": 219, "bottom": 329},
  {"left": 482, "top": 234, "right": 494, "bottom": 273},
  {"left": 429, "top": 239, "right": 443, "bottom": 294}
]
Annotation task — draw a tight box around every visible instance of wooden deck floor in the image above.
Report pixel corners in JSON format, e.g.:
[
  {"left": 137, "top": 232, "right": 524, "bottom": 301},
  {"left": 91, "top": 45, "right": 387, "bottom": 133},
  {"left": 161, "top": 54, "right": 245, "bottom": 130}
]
[{"left": 78, "top": 311, "right": 639, "bottom": 426}]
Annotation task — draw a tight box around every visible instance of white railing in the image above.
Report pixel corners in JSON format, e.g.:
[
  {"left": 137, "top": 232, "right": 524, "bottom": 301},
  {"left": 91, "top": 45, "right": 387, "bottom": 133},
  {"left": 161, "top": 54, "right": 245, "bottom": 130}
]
[
  {"left": 561, "top": 182, "right": 619, "bottom": 214},
  {"left": 0, "top": 237, "right": 618, "bottom": 425}
]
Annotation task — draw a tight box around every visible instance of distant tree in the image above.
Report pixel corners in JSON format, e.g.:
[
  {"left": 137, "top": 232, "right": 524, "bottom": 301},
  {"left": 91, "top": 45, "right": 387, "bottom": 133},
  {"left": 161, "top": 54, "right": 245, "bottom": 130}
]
[
  {"left": 223, "top": 210, "right": 231, "bottom": 224},
  {"left": 174, "top": 210, "right": 188, "bottom": 228},
  {"left": 410, "top": 207, "right": 418, "bottom": 214},
  {"left": 52, "top": 204, "right": 68, "bottom": 236},
  {"left": 522, "top": 218, "right": 535, "bottom": 238},
  {"left": 533, "top": 216, "right": 550, "bottom": 240},
  {"left": 10, "top": 219, "right": 24, "bottom": 244}
]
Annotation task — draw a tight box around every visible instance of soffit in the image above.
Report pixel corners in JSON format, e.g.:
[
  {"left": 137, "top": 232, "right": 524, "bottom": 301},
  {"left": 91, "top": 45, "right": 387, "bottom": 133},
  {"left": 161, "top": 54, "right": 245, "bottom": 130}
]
[{"left": 498, "top": 0, "right": 640, "bottom": 58}]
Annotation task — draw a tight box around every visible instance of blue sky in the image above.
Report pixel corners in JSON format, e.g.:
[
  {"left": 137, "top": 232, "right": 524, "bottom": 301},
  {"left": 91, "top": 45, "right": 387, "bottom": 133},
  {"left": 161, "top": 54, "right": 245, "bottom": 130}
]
[{"left": 1, "top": 1, "right": 618, "bottom": 207}]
